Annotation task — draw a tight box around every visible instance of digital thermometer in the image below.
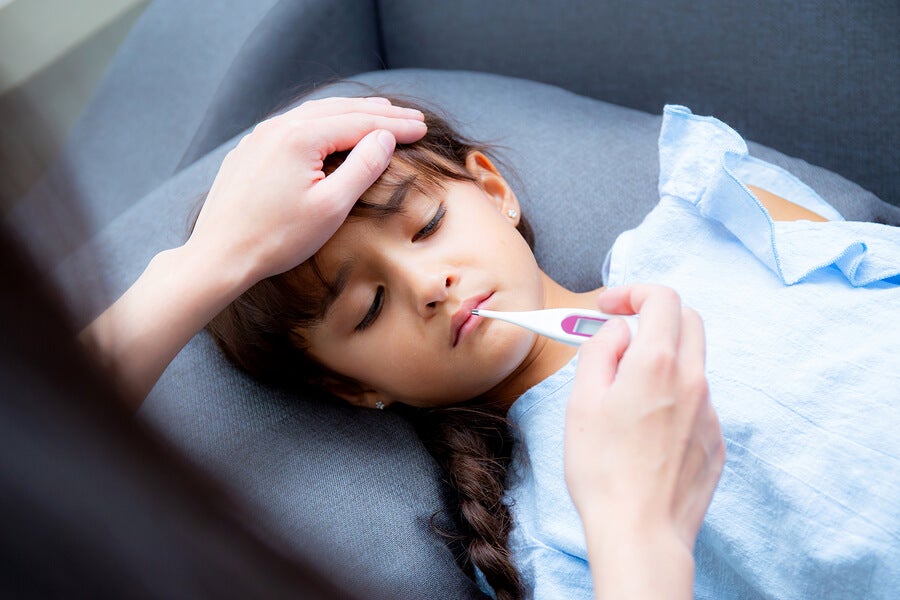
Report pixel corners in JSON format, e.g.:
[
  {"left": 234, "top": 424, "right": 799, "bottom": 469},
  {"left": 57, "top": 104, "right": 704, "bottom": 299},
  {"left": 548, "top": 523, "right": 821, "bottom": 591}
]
[{"left": 471, "top": 308, "right": 637, "bottom": 346}]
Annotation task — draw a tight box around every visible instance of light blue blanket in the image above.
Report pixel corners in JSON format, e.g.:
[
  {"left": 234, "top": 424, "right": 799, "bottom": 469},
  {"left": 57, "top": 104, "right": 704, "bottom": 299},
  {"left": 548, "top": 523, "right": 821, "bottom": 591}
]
[{"left": 505, "top": 106, "right": 900, "bottom": 599}]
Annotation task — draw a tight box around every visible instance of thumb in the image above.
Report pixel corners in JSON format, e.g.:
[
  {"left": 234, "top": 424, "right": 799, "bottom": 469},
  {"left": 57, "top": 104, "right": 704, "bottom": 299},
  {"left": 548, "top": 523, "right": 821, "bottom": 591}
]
[
  {"left": 315, "top": 129, "right": 395, "bottom": 204},
  {"left": 572, "top": 318, "right": 631, "bottom": 397}
]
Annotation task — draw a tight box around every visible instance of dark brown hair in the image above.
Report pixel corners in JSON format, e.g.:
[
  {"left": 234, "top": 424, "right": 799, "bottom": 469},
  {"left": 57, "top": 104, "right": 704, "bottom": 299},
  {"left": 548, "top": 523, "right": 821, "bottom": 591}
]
[{"left": 205, "top": 99, "right": 531, "bottom": 599}]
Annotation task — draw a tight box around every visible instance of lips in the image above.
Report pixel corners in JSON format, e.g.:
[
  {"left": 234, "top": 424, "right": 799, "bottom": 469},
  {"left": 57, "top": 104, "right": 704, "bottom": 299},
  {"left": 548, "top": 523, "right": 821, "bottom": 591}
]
[{"left": 451, "top": 293, "right": 493, "bottom": 347}]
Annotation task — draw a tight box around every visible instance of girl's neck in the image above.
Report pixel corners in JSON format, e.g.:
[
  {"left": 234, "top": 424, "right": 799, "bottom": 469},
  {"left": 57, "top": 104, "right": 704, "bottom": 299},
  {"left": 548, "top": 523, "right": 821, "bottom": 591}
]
[{"left": 483, "top": 273, "right": 603, "bottom": 411}]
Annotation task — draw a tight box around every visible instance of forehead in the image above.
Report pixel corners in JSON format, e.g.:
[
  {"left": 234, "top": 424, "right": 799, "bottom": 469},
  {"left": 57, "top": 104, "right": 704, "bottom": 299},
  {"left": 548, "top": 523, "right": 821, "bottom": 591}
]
[
  {"left": 335, "top": 143, "right": 477, "bottom": 235},
  {"left": 292, "top": 170, "right": 445, "bottom": 320},
  {"left": 295, "top": 148, "right": 476, "bottom": 311}
]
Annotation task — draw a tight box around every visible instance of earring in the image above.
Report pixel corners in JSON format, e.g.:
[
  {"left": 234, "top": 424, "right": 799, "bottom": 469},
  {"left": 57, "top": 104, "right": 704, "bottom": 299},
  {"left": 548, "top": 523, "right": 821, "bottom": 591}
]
[
  {"left": 375, "top": 401, "right": 385, "bottom": 410},
  {"left": 507, "top": 209, "right": 519, "bottom": 219}
]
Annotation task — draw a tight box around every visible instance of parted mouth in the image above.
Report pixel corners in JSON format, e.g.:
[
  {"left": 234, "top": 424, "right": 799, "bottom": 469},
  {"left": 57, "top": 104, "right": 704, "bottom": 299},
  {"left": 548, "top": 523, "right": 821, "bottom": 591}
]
[{"left": 451, "top": 293, "right": 493, "bottom": 347}]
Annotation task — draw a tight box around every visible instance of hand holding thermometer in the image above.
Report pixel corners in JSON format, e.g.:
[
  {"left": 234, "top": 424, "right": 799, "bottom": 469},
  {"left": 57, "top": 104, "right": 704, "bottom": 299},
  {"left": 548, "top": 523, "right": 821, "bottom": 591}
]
[{"left": 471, "top": 308, "right": 638, "bottom": 346}]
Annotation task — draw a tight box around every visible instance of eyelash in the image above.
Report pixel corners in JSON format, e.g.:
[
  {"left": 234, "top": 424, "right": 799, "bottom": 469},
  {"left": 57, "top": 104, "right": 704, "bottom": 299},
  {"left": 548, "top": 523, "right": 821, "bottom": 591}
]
[
  {"left": 355, "top": 203, "right": 446, "bottom": 332},
  {"left": 412, "top": 203, "right": 446, "bottom": 242},
  {"left": 356, "top": 286, "right": 384, "bottom": 331}
]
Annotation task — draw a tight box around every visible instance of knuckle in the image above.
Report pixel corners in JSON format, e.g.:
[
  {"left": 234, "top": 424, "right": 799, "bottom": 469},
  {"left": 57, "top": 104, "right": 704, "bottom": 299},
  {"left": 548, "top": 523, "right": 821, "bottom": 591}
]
[
  {"left": 645, "top": 346, "right": 677, "bottom": 374},
  {"left": 683, "top": 307, "right": 706, "bottom": 334},
  {"left": 684, "top": 371, "right": 710, "bottom": 400},
  {"left": 656, "top": 286, "right": 682, "bottom": 306},
  {"left": 357, "top": 113, "right": 379, "bottom": 130},
  {"left": 638, "top": 283, "right": 677, "bottom": 301},
  {"left": 302, "top": 97, "right": 325, "bottom": 108},
  {"left": 286, "top": 119, "right": 304, "bottom": 136},
  {"left": 359, "top": 151, "right": 385, "bottom": 177},
  {"left": 252, "top": 118, "right": 281, "bottom": 140},
  {"left": 711, "top": 435, "right": 727, "bottom": 469},
  {"left": 683, "top": 306, "right": 701, "bottom": 323},
  {"left": 284, "top": 121, "right": 311, "bottom": 147}
]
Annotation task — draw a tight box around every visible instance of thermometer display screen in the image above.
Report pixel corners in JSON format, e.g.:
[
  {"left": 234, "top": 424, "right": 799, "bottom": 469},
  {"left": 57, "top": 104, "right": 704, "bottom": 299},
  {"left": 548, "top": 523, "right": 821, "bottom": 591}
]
[{"left": 572, "top": 317, "right": 605, "bottom": 336}]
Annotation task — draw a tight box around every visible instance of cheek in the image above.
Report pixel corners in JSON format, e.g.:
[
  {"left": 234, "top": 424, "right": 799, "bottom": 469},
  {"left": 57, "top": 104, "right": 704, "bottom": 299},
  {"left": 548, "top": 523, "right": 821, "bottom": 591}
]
[
  {"left": 329, "top": 333, "right": 437, "bottom": 392},
  {"left": 476, "top": 320, "right": 536, "bottom": 373}
]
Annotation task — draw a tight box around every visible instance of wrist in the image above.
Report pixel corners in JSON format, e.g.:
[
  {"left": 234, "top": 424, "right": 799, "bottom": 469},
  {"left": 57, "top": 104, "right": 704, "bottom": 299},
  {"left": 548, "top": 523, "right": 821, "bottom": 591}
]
[
  {"left": 584, "top": 514, "right": 695, "bottom": 600},
  {"left": 84, "top": 242, "right": 259, "bottom": 408},
  {"left": 148, "top": 243, "right": 252, "bottom": 335},
  {"left": 174, "top": 237, "right": 257, "bottom": 302}
]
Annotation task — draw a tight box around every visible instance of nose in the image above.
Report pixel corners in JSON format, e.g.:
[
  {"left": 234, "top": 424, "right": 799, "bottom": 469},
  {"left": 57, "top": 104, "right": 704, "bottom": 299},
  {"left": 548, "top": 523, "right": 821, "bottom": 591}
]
[{"left": 396, "top": 260, "right": 453, "bottom": 318}]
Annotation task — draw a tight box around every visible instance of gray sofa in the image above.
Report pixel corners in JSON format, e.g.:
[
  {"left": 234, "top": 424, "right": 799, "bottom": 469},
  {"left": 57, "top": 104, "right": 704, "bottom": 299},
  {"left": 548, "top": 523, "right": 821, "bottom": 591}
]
[{"left": 13, "top": 1, "right": 900, "bottom": 598}]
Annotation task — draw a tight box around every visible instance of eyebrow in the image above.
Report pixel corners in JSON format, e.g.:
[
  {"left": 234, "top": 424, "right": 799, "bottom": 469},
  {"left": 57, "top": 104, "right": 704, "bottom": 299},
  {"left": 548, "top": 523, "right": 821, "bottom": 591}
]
[
  {"left": 318, "top": 174, "right": 425, "bottom": 319},
  {"left": 317, "top": 262, "right": 353, "bottom": 321},
  {"left": 352, "top": 174, "right": 418, "bottom": 222}
]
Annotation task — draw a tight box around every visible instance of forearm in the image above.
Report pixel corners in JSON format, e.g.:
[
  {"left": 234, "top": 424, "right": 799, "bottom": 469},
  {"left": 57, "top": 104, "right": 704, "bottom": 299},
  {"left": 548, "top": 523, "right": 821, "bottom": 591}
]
[
  {"left": 584, "top": 515, "right": 695, "bottom": 600},
  {"left": 80, "top": 242, "right": 252, "bottom": 409}
]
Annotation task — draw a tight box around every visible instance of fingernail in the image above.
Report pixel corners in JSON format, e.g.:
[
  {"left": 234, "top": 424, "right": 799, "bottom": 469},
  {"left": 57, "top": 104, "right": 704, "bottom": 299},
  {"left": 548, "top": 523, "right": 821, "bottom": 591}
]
[
  {"left": 377, "top": 130, "right": 395, "bottom": 153},
  {"left": 365, "top": 96, "right": 391, "bottom": 105},
  {"left": 407, "top": 119, "right": 427, "bottom": 128},
  {"left": 404, "top": 108, "right": 425, "bottom": 120}
]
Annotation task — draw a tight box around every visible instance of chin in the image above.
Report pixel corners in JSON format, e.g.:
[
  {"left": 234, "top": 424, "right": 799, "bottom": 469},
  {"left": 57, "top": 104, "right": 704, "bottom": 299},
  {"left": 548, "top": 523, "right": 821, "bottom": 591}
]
[{"left": 486, "top": 326, "right": 536, "bottom": 376}]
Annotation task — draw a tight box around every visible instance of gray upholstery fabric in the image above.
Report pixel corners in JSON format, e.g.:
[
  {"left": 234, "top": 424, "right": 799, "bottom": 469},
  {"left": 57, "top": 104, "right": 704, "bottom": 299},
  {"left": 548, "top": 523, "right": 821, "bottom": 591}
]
[
  {"left": 54, "top": 69, "right": 900, "bottom": 598},
  {"left": 176, "top": 0, "right": 384, "bottom": 170},
  {"left": 378, "top": 0, "right": 900, "bottom": 204}
]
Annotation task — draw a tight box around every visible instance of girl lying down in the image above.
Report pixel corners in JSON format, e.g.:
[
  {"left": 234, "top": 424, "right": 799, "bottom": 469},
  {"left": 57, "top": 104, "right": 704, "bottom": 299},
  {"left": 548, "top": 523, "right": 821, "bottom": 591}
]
[{"left": 204, "top": 102, "right": 900, "bottom": 599}]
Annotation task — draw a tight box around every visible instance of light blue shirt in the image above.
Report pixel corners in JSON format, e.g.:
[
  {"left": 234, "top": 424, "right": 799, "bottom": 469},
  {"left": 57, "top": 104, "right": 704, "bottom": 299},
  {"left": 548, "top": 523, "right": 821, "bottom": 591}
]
[{"left": 504, "top": 106, "right": 900, "bottom": 599}]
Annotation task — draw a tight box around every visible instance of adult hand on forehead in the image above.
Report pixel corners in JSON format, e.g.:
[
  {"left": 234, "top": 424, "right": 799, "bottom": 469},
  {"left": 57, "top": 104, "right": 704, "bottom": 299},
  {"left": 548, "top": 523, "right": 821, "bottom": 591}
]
[
  {"left": 190, "top": 96, "right": 427, "bottom": 281},
  {"left": 564, "top": 284, "right": 725, "bottom": 599},
  {"left": 82, "top": 97, "right": 426, "bottom": 407}
]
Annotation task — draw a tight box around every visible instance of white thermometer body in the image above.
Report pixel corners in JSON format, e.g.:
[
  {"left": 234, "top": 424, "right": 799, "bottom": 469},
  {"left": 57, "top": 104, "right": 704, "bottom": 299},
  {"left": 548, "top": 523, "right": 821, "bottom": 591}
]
[{"left": 471, "top": 308, "right": 637, "bottom": 346}]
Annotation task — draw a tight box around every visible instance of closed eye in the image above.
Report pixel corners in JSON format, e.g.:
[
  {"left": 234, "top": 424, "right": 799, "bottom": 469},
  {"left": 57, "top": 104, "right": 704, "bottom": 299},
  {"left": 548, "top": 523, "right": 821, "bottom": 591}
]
[
  {"left": 412, "top": 203, "right": 446, "bottom": 242},
  {"left": 355, "top": 286, "right": 384, "bottom": 331}
]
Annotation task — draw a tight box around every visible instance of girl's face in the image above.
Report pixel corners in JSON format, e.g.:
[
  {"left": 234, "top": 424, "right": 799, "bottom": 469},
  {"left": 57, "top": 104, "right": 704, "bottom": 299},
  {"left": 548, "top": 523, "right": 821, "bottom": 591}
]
[{"left": 304, "top": 153, "right": 546, "bottom": 409}]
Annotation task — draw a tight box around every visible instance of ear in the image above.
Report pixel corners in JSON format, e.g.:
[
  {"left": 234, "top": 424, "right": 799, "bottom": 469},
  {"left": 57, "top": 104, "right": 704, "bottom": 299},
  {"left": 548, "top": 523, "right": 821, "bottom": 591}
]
[
  {"left": 321, "top": 375, "right": 393, "bottom": 410},
  {"left": 464, "top": 151, "right": 521, "bottom": 226}
]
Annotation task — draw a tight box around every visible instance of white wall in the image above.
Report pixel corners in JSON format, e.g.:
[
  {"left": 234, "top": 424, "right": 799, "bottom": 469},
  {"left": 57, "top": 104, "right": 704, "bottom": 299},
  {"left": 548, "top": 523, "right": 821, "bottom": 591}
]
[
  {"left": 0, "top": 0, "right": 148, "bottom": 94},
  {"left": 0, "top": 0, "right": 149, "bottom": 208}
]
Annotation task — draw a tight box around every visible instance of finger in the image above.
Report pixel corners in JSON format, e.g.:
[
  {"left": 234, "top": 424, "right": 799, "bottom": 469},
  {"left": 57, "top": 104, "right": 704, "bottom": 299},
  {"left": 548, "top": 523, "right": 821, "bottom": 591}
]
[
  {"left": 601, "top": 285, "right": 682, "bottom": 353},
  {"left": 677, "top": 416, "right": 725, "bottom": 548},
  {"left": 597, "top": 284, "right": 678, "bottom": 316},
  {"left": 313, "top": 129, "right": 396, "bottom": 207},
  {"left": 594, "top": 286, "right": 633, "bottom": 314},
  {"left": 572, "top": 318, "right": 631, "bottom": 398},
  {"left": 306, "top": 113, "right": 428, "bottom": 151},
  {"left": 281, "top": 97, "right": 425, "bottom": 123},
  {"left": 677, "top": 307, "right": 707, "bottom": 370}
]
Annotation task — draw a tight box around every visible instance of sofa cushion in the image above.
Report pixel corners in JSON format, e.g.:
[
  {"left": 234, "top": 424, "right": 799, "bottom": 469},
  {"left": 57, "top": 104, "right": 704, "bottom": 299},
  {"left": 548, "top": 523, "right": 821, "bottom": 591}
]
[{"left": 56, "top": 69, "right": 900, "bottom": 599}]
